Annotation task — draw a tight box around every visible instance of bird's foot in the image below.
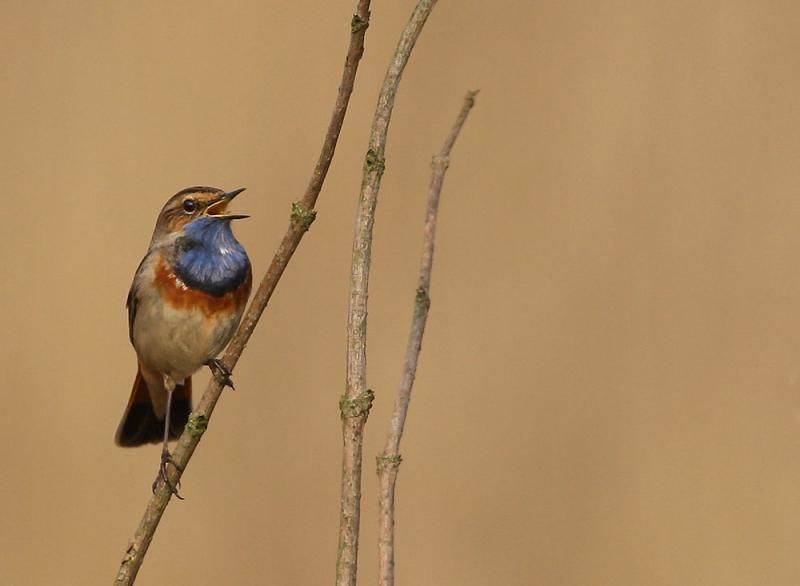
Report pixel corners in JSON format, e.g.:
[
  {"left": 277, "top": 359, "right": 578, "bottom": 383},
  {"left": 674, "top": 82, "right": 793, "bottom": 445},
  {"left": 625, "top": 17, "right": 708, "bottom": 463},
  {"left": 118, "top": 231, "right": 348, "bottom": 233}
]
[
  {"left": 205, "top": 358, "right": 235, "bottom": 390},
  {"left": 152, "top": 449, "right": 184, "bottom": 500}
]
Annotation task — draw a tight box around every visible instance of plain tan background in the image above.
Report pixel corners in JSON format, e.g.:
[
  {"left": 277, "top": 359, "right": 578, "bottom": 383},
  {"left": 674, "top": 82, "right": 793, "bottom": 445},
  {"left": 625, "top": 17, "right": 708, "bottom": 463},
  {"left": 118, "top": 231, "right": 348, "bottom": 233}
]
[{"left": 3, "top": 1, "right": 800, "bottom": 584}]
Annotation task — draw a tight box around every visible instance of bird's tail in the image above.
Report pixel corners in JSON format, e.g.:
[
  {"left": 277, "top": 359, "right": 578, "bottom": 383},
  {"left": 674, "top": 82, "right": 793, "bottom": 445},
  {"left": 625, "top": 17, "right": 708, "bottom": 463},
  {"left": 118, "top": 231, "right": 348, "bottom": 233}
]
[{"left": 114, "top": 369, "right": 192, "bottom": 447}]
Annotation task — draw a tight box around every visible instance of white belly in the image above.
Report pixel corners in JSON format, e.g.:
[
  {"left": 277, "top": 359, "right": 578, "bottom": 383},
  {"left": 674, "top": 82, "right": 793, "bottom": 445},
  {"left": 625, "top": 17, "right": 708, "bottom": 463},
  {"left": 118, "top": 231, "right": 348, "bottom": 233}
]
[{"left": 132, "top": 286, "right": 241, "bottom": 381}]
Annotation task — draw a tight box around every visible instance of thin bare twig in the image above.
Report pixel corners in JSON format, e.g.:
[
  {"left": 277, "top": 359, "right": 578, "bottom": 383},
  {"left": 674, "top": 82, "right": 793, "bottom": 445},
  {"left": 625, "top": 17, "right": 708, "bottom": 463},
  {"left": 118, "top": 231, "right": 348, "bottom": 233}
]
[
  {"left": 337, "top": 2, "right": 438, "bottom": 586},
  {"left": 376, "top": 91, "right": 478, "bottom": 586},
  {"left": 114, "top": 2, "right": 372, "bottom": 583}
]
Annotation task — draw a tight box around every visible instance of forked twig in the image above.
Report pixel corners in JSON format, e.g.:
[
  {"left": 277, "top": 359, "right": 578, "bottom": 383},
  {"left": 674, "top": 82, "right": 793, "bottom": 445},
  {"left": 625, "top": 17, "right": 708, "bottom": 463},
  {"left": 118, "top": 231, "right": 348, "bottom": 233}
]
[
  {"left": 114, "top": 2, "right": 372, "bottom": 583},
  {"left": 376, "top": 91, "right": 478, "bottom": 586},
  {"left": 337, "top": 2, "right": 438, "bottom": 586}
]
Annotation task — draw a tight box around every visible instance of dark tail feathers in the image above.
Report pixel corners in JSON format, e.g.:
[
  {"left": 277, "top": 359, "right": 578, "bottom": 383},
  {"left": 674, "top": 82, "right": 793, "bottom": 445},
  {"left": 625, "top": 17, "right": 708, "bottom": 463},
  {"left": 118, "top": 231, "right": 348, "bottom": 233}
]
[{"left": 115, "top": 370, "right": 192, "bottom": 447}]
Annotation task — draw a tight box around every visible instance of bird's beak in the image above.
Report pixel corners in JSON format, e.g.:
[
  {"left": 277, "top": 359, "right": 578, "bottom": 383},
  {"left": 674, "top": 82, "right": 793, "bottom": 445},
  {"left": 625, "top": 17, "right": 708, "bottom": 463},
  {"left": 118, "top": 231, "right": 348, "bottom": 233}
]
[{"left": 206, "top": 187, "right": 249, "bottom": 219}]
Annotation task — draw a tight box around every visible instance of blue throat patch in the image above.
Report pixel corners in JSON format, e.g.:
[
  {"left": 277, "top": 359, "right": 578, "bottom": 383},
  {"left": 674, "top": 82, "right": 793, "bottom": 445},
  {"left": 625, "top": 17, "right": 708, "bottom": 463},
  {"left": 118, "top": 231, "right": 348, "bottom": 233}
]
[{"left": 174, "top": 217, "right": 250, "bottom": 296}]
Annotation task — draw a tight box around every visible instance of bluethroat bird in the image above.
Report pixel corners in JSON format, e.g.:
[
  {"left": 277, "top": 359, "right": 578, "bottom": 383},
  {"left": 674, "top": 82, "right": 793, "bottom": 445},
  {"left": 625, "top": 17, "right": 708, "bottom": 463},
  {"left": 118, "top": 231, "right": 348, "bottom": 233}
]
[{"left": 115, "top": 186, "right": 252, "bottom": 496}]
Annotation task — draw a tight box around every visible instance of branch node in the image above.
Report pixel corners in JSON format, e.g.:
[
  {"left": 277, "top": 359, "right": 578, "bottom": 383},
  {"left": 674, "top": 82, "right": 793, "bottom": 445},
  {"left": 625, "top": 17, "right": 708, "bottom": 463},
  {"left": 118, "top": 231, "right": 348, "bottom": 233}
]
[
  {"left": 340, "top": 389, "right": 375, "bottom": 419},
  {"left": 431, "top": 154, "right": 450, "bottom": 171},
  {"left": 364, "top": 148, "right": 386, "bottom": 177},
  {"left": 115, "top": 541, "right": 137, "bottom": 582},
  {"left": 291, "top": 201, "right": 318, "bottom": 232},
  {"left": 415, "top": 286, "right": 431, "bottom": 314},
  {"left": 186, "top": 412, "right": 208, "bottom": 437},
  {"left": 376, "top": 453, "right": 402, "bottom": 472},
  {"left": 351, "top": 13, "right": 370, "bottom": 33}
]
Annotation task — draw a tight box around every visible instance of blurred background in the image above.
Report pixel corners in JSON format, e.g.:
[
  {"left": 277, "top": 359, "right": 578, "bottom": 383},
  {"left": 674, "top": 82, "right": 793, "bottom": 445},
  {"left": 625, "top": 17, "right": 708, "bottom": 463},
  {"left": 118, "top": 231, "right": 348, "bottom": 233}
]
[{"left": 3, "top": 1, "right": 800, "bottom": 584}]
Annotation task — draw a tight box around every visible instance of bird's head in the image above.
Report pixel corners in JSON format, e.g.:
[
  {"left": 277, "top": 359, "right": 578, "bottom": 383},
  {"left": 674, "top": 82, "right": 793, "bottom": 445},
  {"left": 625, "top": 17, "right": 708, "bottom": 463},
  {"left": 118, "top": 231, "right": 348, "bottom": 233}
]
[
  {"left": 156, "top": 186, "right": 248, "bottom": 232},
  {"left": 149, "top": 186, "right": 248, "bottom": 247}
]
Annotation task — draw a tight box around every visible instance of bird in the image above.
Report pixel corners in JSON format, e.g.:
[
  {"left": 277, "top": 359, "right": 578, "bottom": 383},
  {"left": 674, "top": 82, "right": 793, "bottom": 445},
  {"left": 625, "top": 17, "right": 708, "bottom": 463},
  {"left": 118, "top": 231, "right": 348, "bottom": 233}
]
[{"left": 115, "top": 186, "right": 252, "bottom": 496}]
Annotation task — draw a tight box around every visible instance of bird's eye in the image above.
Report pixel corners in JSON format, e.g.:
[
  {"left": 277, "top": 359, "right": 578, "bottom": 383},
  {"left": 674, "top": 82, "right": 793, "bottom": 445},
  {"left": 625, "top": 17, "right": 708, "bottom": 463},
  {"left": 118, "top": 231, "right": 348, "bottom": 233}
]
[{"left": 182, "top": 199, "right": 197, "bottom": 213}]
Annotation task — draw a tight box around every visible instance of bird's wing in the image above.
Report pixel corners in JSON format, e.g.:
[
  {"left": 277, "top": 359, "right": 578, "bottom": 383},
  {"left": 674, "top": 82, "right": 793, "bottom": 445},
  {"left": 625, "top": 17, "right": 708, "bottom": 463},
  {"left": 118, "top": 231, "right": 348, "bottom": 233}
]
[{"left": 126, "top": 253, "right": 149, "bottom": 346}]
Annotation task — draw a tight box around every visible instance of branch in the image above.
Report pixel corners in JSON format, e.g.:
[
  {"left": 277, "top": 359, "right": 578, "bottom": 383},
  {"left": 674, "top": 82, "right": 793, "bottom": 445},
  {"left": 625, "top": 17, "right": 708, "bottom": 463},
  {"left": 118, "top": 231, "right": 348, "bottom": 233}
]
[
  {"left": 376, "top": 91, "right": 478, "bottom": 586},
  {"left": 114, "top": 2, "right": 372, "bottom": 583},
  {"left": 337, "top": 2, "right": 438, "bottom": 586}
]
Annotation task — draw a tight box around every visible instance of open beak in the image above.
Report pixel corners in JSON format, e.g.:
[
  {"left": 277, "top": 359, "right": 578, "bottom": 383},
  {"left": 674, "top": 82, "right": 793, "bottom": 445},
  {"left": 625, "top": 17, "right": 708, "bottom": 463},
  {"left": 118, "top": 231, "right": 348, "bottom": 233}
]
[{"left": 206, "top": 187, "right": 249, "bottom": 219}]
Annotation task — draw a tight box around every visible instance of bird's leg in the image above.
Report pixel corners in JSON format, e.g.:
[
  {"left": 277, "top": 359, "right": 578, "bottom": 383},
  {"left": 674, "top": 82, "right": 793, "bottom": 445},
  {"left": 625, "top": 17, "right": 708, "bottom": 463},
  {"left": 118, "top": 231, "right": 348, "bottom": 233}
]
[
  {"left": 205, "top": 358, "right": 235, "bottom": 390},
  {"left": 151, "top": 375, "right": 184, "bottom": 499}
]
